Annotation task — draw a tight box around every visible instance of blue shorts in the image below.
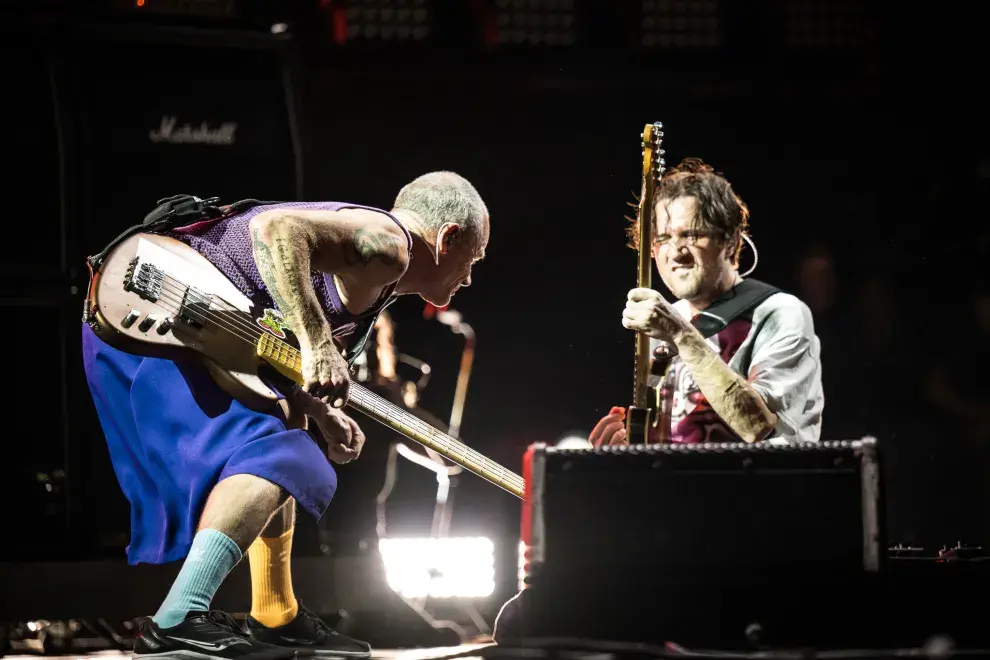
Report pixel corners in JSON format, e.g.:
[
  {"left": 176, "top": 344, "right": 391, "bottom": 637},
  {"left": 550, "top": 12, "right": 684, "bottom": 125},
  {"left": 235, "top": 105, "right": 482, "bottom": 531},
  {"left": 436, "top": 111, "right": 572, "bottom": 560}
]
[{"left": 81, "top": 324, "right": 337, "bottom": 565}]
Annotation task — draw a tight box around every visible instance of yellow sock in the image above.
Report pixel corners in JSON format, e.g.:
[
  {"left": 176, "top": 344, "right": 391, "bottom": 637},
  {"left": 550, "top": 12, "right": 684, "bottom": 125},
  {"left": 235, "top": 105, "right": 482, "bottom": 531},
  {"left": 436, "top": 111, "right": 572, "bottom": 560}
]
[{"left": 247, "top": 527, "right": 300, "bottom": 628}]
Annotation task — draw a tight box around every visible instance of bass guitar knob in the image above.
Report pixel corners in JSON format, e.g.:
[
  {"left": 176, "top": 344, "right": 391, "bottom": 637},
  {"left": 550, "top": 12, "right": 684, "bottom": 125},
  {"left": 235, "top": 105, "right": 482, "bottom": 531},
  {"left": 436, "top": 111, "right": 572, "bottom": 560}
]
[{"left": 121, "top": 309, "right": 141, "bottom": 328}]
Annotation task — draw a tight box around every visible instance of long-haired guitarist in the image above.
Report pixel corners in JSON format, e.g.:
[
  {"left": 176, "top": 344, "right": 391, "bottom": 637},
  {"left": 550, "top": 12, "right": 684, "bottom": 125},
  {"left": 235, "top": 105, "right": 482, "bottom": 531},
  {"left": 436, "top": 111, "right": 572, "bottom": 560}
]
[
  {"left": 81, "top": 172, "right": 490, "bottom": 660},
  {"left": 590, "top": 157, "right": 823, "bottom": 447}
]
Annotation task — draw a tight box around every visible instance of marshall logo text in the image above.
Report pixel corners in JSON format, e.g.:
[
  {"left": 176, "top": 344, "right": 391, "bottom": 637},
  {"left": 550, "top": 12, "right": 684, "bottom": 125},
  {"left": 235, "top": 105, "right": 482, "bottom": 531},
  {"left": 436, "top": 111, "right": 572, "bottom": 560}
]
[{"left": 149, "top": 116, "right": 238, "bottom": 146}]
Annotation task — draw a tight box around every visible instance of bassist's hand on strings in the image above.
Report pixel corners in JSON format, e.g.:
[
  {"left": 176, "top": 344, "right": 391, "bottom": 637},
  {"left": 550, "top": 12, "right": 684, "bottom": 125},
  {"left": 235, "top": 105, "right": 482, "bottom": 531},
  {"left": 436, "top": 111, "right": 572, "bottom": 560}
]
[{"left": 308, "top": 401, "right": 366, "bottom": 464}]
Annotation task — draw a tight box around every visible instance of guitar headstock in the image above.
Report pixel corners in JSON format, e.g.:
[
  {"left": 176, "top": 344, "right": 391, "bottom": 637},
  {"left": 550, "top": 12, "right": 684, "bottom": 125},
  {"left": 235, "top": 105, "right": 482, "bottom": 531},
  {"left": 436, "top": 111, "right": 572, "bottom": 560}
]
[{"left": 641, "top": 122, "right": 666, "bottom": 185}]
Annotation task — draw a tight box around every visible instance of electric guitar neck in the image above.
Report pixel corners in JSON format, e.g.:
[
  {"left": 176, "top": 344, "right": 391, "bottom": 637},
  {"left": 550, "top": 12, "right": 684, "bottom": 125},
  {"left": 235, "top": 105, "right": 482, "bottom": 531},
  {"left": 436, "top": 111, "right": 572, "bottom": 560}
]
[{"left": 625, "top": 122, "right": 667, "bottom": 444}]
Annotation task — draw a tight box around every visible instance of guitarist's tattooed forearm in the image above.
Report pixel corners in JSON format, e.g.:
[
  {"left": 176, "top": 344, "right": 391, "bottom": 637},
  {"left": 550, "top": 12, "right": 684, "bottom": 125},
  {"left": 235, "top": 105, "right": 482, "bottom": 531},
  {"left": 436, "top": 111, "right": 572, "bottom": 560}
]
[
  {"left": 342, "top": 228, "right": 402, "bottom": 268},
  {"left": 674, "top": 331, "right": 777, "bottom": 443},
  {"left": 250, "top": 218, "right": 332, "bottom": 346}
]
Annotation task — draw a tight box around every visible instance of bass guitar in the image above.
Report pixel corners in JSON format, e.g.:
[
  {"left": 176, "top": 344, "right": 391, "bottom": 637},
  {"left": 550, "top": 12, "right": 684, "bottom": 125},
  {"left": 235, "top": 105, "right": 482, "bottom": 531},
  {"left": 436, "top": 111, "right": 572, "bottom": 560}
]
[{"left": 83, "top": 231, "right": 525, "bottom": 499}]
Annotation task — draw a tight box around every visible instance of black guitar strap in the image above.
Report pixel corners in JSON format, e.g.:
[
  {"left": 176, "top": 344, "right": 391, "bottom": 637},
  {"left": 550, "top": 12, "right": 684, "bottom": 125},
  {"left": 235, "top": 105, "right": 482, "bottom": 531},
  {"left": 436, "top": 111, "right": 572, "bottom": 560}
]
[
  {"left": 86, "top": 194, "right": 284, "bottom": 273},
  {"left": 690, "top": 278, "right": 780, "bottom": 339}
]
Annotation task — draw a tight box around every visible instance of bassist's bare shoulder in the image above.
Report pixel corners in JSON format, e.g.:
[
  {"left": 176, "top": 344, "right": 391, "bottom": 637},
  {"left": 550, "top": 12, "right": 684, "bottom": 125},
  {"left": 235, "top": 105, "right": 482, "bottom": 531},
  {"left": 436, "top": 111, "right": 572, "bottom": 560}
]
[{"left": 250, "top": 205, "right": 410, "bottom": 288}]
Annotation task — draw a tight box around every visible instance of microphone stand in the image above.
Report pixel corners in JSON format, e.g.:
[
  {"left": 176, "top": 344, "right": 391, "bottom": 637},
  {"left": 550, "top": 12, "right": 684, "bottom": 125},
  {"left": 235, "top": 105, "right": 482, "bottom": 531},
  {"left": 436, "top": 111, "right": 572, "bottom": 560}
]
[{"left": 425, "top": 306, "right": 476, "bottom": 542}]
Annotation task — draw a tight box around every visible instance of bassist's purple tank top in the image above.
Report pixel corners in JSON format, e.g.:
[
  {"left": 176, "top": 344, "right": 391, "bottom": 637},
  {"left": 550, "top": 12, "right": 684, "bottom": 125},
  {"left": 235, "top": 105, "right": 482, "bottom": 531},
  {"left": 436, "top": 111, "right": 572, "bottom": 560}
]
[{"left": 168, "top": 201, "right": 412, "bottom": 345}]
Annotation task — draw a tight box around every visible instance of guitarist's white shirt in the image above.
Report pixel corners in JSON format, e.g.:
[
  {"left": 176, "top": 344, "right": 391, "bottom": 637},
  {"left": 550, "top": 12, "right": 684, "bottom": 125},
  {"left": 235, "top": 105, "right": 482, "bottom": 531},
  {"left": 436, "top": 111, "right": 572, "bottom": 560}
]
[{"left": 655, "top": 292, "right": 824, "bottom": 445}]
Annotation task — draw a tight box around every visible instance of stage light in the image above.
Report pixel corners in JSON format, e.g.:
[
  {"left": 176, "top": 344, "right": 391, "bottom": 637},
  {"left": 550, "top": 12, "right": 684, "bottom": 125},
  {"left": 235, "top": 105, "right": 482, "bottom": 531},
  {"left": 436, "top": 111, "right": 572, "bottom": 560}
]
[
  {"left": 490, "top": 0, "right": 578, "bottom": 47},
  {"left": 555, "top": 431, "right": 591, "bottom": 449},
  {"left": 379, "top": 537, "right": 496, "bottom": 598},
  {"left": 640, "top": 0, "right": 721, "bottom": 48},
  {"left": 340, "top": 0, "right": 432, "bottom": 43},
  {"left": 783, "top": 0, "right": 867, "bottom": 49}
]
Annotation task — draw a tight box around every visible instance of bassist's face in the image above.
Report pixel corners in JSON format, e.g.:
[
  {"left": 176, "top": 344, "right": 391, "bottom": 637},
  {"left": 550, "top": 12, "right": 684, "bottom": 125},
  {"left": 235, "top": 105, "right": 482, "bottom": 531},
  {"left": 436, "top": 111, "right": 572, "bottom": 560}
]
[{"left": 418, "top": 219, "right": 489, "bottom": 307}]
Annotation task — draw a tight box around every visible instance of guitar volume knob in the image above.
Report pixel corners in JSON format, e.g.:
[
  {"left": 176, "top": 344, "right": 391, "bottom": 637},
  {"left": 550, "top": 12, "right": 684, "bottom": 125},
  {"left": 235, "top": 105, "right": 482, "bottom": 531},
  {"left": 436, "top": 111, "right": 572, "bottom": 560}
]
[{"left": 121, "top": 309, "right": 140, "bottom": 328}]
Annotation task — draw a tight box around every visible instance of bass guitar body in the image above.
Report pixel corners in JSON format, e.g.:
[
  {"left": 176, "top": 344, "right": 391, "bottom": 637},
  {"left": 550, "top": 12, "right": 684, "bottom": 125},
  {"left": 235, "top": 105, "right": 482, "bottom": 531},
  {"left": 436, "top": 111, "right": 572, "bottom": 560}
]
[{"left": 88, "top": 232, "right": 294, "bottom": 413}]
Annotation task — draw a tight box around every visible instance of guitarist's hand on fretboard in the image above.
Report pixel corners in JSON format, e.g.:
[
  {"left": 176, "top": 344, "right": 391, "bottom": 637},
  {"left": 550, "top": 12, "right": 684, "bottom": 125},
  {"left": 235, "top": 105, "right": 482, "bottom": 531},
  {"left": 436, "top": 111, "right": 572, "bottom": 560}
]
[{"left": 622, "top": 287, "right": 693, "bottom": 342}]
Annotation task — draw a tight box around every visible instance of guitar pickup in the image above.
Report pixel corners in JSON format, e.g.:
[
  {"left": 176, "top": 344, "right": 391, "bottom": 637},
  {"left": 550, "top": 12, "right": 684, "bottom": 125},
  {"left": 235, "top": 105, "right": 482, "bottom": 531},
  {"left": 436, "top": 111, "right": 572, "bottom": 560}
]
[{"left": 177, "top": 286, "right": 210, "bottom": 329}]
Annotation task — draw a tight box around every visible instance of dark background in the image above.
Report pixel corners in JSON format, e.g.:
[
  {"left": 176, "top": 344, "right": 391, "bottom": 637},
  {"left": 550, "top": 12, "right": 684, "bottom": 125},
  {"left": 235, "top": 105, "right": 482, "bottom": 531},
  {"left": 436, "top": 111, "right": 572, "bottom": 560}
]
[{"left": 1, "top": 0, "right": 987, "bottom": 611}]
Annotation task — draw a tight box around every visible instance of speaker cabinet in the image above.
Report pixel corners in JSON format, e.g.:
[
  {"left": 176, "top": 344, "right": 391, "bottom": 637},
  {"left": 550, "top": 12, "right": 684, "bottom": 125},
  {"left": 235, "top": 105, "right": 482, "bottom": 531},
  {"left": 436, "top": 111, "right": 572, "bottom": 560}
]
[{"left": 63, "top": 23, "right": 305, "bottom": 260}]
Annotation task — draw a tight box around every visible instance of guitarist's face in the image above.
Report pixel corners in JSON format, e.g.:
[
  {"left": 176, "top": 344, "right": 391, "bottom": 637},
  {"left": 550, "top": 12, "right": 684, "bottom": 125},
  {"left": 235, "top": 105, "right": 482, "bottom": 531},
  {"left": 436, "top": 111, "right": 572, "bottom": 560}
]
[{"left": 653, "top": 196, "right": 733, "bottom": 303}]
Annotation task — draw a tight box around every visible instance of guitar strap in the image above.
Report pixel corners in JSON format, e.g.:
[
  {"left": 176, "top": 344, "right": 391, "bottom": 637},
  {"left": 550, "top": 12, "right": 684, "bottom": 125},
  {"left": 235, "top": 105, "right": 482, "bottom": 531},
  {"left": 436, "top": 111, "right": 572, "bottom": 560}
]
[
  {"left": 86, "top": 194, "right": 281, "bottom": 273},
  {"left": 690, "top": 278, "right": 780, "bottom": 339}
]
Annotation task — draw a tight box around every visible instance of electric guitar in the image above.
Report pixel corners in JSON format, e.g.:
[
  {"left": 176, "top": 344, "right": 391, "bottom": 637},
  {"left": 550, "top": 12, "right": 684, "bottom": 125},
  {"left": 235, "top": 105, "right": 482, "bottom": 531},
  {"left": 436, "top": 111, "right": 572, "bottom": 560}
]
[
  {"left": 83, "top": 232, "right": 525, "bottom": 499},
  {"left": 624, "top": 122, "right": 676, "bottom": 444}
]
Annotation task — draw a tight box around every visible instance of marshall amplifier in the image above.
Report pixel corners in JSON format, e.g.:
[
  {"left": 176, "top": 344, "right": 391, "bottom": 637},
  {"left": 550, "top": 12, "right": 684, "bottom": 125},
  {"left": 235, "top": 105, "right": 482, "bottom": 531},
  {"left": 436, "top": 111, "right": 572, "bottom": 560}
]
[
  {"left": 62, "top": 22, "right": 305, "bottom": 262},
  {"left": 514, "top": 438, "right": 884, "bottom": 648}
]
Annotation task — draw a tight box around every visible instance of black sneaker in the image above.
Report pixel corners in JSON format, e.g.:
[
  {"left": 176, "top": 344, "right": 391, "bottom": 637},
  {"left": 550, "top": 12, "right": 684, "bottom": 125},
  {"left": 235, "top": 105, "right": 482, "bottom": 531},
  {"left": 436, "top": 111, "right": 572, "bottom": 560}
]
[
  {"left": 246, "top": 604, "right": 371, "bottom": 658},
  {"left": 134, "top": 610, "right": 296, "bottom": 660}
]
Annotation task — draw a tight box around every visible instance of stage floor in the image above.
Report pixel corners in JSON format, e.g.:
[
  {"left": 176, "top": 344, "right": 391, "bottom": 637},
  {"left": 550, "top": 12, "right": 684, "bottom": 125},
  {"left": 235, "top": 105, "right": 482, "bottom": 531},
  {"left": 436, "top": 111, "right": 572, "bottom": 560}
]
[{"left": 1, "top": 644, "right": 493, "bottom": 660}]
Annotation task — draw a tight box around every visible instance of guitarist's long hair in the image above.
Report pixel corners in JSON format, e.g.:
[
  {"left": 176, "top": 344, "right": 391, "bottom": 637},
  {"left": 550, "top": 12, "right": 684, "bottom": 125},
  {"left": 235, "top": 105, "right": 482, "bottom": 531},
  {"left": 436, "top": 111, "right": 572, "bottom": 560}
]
[{"left": 626, "top": 157, "right": 751, "bottom": 267}]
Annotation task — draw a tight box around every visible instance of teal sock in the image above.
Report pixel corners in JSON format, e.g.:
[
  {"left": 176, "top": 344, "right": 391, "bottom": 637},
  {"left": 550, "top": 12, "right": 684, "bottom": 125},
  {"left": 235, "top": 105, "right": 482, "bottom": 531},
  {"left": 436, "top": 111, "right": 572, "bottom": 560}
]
[{"left": 152, "top": 528, "right": 243, "bottom": 628}]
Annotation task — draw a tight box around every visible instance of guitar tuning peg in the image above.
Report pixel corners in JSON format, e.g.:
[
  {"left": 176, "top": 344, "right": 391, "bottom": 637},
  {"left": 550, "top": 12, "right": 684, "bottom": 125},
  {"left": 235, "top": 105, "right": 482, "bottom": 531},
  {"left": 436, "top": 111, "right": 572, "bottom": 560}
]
[{"left": 659, "top": 149, "right": 666, "bottom": 155}]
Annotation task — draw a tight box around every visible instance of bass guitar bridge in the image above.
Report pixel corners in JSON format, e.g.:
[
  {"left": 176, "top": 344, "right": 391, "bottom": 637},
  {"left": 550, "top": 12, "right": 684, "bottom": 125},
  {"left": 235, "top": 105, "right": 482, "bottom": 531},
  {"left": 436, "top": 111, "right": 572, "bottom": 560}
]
[{"left": 123, "top": 257, "right": 165, "bottom": 303}]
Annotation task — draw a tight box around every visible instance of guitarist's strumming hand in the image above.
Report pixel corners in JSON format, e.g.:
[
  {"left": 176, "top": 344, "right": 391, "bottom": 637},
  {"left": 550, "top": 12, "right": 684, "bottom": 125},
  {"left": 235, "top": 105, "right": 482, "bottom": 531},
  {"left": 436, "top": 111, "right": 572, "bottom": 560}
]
[{"left": 621, "top": 287, "right": 693, "bottom": 342}]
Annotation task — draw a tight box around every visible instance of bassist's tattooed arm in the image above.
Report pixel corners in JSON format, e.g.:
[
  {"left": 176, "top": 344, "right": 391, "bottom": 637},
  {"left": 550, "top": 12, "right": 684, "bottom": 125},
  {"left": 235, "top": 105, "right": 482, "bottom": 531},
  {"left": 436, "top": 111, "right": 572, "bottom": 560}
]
[
  {"left": 249, "top": 208, "right": 410, "bottom": 349},
  {"left": 342, "top": 227, "right": 403, "bottom": 269},
  {"left": 250, "top": 219, "right": 333, "bottom": 350}
]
